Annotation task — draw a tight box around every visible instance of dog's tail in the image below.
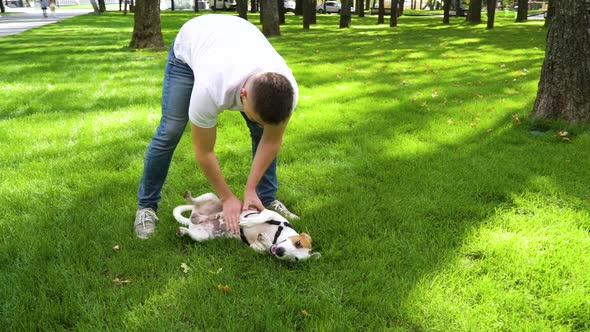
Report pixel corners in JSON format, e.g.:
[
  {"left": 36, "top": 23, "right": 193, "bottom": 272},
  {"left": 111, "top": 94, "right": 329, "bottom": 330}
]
[{"left": 173, "top": 205, "right": 193, "bottom": 225}]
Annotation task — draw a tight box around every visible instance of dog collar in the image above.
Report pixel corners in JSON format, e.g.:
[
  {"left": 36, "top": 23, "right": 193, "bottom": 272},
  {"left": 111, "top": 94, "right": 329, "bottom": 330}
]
[
  {"left": 239, "top": 219, "right": 292, "bottom": 246},
  {"left": 265, "top": 220, "right": 292, "bottom": 244}
]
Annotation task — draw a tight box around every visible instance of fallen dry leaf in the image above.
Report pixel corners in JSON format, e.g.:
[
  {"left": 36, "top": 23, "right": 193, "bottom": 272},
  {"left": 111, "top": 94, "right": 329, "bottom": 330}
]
[
  {"left": 217, "top": 284, "right": 230, "bottom": 294},
  {"left": 301, "top": 309, "right": 310, "bottom": 317},
  {"left": 512, "top": 114, "right": 521, "bottom": 125},
  {"left": 113, "top": 244, "right": 120, "bottom": 252},
  {"left": 447, "top": 119, "right": 454, "bottom": 125},
  {"left": 112, "top": 277, "right": 131, "bottom": 286}
]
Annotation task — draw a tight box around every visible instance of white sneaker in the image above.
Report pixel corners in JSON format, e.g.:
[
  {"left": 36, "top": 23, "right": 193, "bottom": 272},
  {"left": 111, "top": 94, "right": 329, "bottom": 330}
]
[
  {"left": 134, "top": 208, "right": 158, "bottom": 239},
  {"left": 265, "top": 200, "right": 300, "bottom": 221}
]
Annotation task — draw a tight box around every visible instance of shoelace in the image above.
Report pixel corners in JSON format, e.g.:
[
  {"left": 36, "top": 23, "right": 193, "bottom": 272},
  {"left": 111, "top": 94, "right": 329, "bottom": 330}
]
[
  {"left": 270, "top": 201, "right": 287, "bottom": 212},
  {"left": 137, "top": 210, "right": 158, "bottom": 227}
]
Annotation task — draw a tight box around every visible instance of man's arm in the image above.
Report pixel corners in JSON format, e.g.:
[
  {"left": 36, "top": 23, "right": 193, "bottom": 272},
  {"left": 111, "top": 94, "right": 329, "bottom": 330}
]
[
  {"left": 243, "top": 121, "right": 288, "bottom": 210},
  {"left": 190, "top": 123, "right": 242, "bottom": 233}
]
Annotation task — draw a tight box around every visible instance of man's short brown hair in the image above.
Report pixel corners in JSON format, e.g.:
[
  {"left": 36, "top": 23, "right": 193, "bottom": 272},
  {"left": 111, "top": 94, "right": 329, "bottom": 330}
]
[{"left": 251, "top": 72, "right": 294, "bottom": 125}]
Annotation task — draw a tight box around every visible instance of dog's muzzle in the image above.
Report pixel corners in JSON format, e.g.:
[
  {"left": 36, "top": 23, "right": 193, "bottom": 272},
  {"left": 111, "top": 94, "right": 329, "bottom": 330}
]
[{"left": 270, "top": 244, "right": 285, "bottom": 257}]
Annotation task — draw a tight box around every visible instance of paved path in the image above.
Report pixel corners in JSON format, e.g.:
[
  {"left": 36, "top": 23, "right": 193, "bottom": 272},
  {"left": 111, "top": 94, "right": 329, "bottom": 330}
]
[{"left": 0, "top": 7, "right": 93, "bottom": 38}]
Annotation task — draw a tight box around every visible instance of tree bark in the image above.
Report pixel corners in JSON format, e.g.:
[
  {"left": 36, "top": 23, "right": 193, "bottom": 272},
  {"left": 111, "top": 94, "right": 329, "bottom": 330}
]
[
  {"left": 303, "top": 0, "right": 311, "bottom": 29},
  {"left": 295, "top": 0, "right": 302, "bottom": 14},
  {"left": 377, "top": 0, "right": 385, "bottom": 24},
  {"left": 515, "top": 0, "right": 528, "bottom": 22},
  {"left": 98, "top": 0, "right": 106, "bottom": 12},
  {"left": 442, "top": 0, "right": 450, "bottom": 24},
  {"left": 545, "top": 0, "right": 555, "bottom": 28},
  {"left": 129, "top": 0, "right": 164, "bottom": 49},
  {"left": 251, "top": 0, "right": 258, "bottom": 12},
  {"left": 486, "top": 0, "right": 496, "bottom": 29},
  {"left": 261, "top": 0, "right": 281, "bottom": 37},
  {"left": 532, "top": 0, "right": 590, "bottom": 122},
  {"left": 340, "top": 0, "right": 352, "bottom": 28},
  {"left": 389, "top": 0, "right": 398, "bottom": 27},
  {"left": 278, "top": 0, "right": 285, "bottom": 24},
  {"left": 237, "top": 0, "right": 248, "bottom": 18},
  {"left": 466, "top": 0, "right": 481, "bottom": 23}
]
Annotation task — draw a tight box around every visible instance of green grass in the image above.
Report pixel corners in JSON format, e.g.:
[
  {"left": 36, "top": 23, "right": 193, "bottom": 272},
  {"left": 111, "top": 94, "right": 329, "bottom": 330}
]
[{"left": 1, "top": 11, "right": 589, "bottom": 331}]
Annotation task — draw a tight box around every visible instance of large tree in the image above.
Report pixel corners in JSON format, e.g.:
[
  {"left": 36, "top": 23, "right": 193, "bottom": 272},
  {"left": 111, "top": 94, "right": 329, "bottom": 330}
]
[
  {"left": 129, "top": 0, "right": 164, "bottom": 49},
  {"left": 486, "top": 0, "right": 496, "bottom": 29},
  {"left": 515, "top": 0, "right": 528, "bottom": 22},
  {"left": 237, "top": 0, "right": 248, "bottom": 19},
  {"left": 340, "top": 0, "right": 352, "bottom": 28},
  {"left": 389, "top": 0, "right": 398, "bottom": 27},
  {"left": 442, "top": 0, "right": 450, "bottom": 24},
  {"left": 466, "top": 0, "right": 481, "bottom": 23},
  {"left": 260, "top": 0, "right": 281, "bottom": 36},
  {"left": 532, "top": 0, "right": 590, "bottom": 121}
]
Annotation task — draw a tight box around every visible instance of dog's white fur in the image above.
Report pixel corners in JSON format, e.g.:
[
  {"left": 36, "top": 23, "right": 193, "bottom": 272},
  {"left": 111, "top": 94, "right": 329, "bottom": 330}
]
[{"left": 173, "top": 191, "right": 320, "bottom": 262}]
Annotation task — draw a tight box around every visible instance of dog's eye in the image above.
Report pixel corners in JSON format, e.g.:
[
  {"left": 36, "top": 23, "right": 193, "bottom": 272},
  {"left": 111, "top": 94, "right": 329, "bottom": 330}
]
[{"left": 295, "top": 240, "right": 302, "bottom": 248}]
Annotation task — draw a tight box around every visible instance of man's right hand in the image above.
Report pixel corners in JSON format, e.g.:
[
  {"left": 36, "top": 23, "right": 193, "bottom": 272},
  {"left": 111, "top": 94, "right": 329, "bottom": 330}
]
[{"left": 222, "top": 195, "right": 242, "bottom": 234}]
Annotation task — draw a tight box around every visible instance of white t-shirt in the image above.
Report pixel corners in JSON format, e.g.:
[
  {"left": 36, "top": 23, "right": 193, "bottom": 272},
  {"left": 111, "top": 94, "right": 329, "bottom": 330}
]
[{"left": 173, "top": 14, "right": 299, "bottom": 128}]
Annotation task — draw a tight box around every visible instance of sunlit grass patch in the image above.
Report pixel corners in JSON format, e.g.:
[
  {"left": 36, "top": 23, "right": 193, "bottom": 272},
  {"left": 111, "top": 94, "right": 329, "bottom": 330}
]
[{"left": 1, "top": 10, "right": 589, "bottom": 331}]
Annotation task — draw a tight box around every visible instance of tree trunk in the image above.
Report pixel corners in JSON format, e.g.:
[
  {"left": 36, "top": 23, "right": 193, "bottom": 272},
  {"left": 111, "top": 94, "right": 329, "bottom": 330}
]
[
  {"left": 295, "top": 0, "right": 302, "bottom": 14},
  {"left": 377, "top": 0, "right": 385, "bottom": 23},
  {"left": 466, "top": 0, "right": 481, "bottom": 23},
  {"left": 545, "top": 0, "right": 555, "bottom": 28},
  {"left": 340, "top": 0, "right": 352, "bottom": 28},
  {"left": 389, "top": 0, "right": 398, "bottom": 27},
  {"left": 194, "top": 0, "right": 200, "bottom": 12},
  {"left": 251, "top": 0, "right": 258, "bottom": 12},
  {"left": 515, "top": 0, "right": 528, "bottom": 22},
  {"left": 311, "top": 0, "right": 317, "bottom": 23},
  {"left": 129, "top": 0, "right": 164, "bottom": 49},
  {"left": 98, "top": 0, "right": 106, "bottom": 12},
  {"left": 442, "top": 0, "right": 450, "bottom": 23},
  {"left": 171, "top": 0, "right": 175, "bottom": 10},
  {"left": 1, "top": 0, "right": 5, "bottom": 13},
  {"left": 303, "top": 0, "right": 311, "bottom": 29},
  {"left": 261, "top": 0, "right": 281, "bottom": 37},
  {"left": 278, "top": 0, "right": 285, "bottom": 24},
  {"left": 237, "top": 0, "right": 248, "bottom": 18},
  {"left": 486, "top": 0, "right": 495, "bottom": 29},
  {"left": 356, "top": 0, "right": 364, "bottom": 16},
  {"left": 532, "top": 0, "right": 590, "bottom": 122}
]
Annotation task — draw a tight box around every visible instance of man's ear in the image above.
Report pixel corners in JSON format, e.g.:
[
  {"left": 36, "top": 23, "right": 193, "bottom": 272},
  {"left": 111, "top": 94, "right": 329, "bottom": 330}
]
[{"left": 240, "top": 88, "right": 247, "bottom": 97}]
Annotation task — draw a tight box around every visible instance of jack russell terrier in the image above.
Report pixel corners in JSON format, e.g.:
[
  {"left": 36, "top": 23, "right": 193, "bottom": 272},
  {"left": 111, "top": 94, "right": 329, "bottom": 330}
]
[{"left": 173, "top": 191, "right": 320, "bottom": 262}]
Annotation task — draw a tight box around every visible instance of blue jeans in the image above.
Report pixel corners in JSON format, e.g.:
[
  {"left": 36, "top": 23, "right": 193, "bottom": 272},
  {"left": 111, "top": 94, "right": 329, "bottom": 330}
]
[{"left": 137, "top": 41, "right": 278, "bottom": 210}]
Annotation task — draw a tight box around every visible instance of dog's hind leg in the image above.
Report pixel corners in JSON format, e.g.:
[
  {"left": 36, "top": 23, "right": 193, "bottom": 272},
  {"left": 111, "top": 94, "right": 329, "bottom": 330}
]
[
  {"left": 184, "top": 191, "right": 222, "bottom": 215},
  {"left": 177, "top": 227, "right": 211, "bottom": 242}
]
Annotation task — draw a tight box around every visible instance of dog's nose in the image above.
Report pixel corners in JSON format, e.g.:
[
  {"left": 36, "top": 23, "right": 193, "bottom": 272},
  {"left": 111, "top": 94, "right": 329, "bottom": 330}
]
[{"left": 276, "top": 247, "right": 285, "bottom": 257}]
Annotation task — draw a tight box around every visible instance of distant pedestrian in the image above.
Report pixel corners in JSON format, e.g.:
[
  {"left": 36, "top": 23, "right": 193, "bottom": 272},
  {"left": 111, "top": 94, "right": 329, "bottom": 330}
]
[
  {"left": 49, "top": 0, "right": 57, "bottom": 18},
  {"left": 40, "top": 0, "right": 49, "bottom": 17},
  {"left": 90, "top": 0, "right": 100, "bottom": 14}
]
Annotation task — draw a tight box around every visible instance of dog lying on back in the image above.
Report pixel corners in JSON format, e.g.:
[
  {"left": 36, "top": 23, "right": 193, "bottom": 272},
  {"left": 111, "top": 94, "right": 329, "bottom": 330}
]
[{"left": 173, "top": 191, "right": 320, "bottom": 262}]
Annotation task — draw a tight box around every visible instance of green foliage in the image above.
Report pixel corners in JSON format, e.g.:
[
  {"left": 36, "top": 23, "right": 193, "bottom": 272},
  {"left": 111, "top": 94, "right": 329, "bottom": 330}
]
[{"left": 1, "top": 11, "right": 589, "bottom": 331}]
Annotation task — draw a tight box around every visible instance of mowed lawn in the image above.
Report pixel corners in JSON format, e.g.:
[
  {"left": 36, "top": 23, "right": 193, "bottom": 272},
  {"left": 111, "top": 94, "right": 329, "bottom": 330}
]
[{"left": 1, "top": 10, "right": 589, "bottom": 331}]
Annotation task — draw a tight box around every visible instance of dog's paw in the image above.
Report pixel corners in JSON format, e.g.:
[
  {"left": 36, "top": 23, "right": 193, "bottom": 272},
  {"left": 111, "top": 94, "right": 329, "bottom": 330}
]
[
  {"left": 176, "top": 227, "right": 188, "bottom": 237},
  {"left": 257, "top": 233, "right": 271, "bottom": 246},
  {"left": 183, "top": 191, "right": 193, "bottom": 204}
]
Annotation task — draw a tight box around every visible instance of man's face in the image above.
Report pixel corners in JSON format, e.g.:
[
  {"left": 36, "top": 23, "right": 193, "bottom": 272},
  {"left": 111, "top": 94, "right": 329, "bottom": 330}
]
[{"left": 241, "top": 87, "right": 265, "bottom": 127}]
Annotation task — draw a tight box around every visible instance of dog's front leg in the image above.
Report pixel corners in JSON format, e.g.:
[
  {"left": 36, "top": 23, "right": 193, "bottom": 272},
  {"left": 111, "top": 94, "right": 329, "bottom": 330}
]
[
  {"left": 249, "top": 233, "right": 272, "bottom": 253},
  {"left": 239, "top": 210, "right": 273, "bottom": 229}
]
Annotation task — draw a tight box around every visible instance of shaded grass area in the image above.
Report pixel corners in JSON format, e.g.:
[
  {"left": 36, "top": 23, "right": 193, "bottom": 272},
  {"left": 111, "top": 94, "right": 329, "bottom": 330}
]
[{"left": 1, "top": 11, "right": 589, "bottom": 331}]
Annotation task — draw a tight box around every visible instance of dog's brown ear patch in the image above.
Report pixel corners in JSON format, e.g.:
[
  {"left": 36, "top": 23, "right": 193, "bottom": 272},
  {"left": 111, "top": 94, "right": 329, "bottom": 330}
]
[{"left": 298, "top": 233, "right": 312, "bottom": 248}]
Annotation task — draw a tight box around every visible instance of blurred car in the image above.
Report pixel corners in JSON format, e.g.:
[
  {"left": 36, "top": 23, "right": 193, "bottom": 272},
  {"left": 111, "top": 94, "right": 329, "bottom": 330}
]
[
  {"left": 316, "top": 1, "right": 353, "bottom": 13},
  {"left": 284, "top": 0, "right": 296, "bottom": 12}
]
